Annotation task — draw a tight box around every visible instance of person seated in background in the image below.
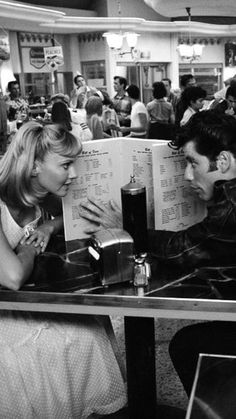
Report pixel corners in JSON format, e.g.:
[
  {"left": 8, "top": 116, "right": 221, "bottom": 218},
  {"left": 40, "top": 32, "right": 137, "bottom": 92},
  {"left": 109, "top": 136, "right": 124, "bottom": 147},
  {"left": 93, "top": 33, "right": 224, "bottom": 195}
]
[
  {"left": 85, "top": 95, "right": 111, "bottom": 139},
  {"left": 112, "top": 76, "right": 131, "bottom": 128},
  {"left": 70, "top": 73, "right": 89, "bottom": 109},
  {"left": 69, "top": 85, "right": 88, "bottom": 126},
  {"left": 78, "top": 110, "right": 236, "bottom": 400},
  {"left": 111, "top": 84, "right": 148, "bottom": 138},
  {"left": 146, "top": 81, "right": 175, "bottom": 140},
  {"left": 4, "top": 80, "right": 29, "bottom": 122},
  {"left": 180, "top": 86, "right": 207, "bottom": 126},
  {"left": 51, "top": 101, "right": 92, "bottom": 142},
  {"left": 213, "top": 84, "right": 236, "bottom": 117},
  {"left": 0, "top": 121, "right": 127, "bottom": 418},
  {"left": 162, "top": 77, "right": 179, "bottom": 113},
  {"left": 45, "top": 92, "right": 70, "bottom": 121},
  {"left": 175, "top": 74, "right": 196, "bottom": 128},
  {"left": 50, "top": 92, "right": 70, "bottom": 108}
]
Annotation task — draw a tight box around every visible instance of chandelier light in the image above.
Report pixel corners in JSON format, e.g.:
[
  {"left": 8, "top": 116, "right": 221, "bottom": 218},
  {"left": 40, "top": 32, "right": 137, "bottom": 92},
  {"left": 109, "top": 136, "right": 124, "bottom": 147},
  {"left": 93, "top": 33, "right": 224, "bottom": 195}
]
[
  {"left": 102, "top": 1, "right": 139, "bottom": 56},
  {"left": 177, "top": 7, "right": 204, "bottom": 62},
  {"left": 103, "top": 32, "right": 123, "bottom": 50}
]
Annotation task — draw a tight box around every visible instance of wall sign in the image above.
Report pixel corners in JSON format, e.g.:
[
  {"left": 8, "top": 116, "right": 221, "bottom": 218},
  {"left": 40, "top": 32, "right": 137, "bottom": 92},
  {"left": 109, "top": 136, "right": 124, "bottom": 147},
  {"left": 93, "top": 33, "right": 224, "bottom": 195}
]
[
  {"left": 44, "top": 45, "right": 64, "bottom": 71},
  {"left": 30, "top": 47, "right": 45, "bottom": 69}
]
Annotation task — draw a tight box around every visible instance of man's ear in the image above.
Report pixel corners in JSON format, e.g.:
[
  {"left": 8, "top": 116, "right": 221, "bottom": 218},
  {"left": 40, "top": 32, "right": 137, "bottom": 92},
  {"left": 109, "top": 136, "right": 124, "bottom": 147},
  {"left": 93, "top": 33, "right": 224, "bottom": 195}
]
[{"left": 216, "top": 151, "right": 231, "bottom": 173}]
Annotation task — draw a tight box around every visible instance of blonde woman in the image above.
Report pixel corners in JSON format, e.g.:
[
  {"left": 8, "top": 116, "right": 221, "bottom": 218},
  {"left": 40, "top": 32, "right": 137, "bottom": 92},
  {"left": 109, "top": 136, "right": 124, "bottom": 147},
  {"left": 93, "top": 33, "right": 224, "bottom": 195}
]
[{"left": 0, "top": 122, "right": 127, "bottom": 418}]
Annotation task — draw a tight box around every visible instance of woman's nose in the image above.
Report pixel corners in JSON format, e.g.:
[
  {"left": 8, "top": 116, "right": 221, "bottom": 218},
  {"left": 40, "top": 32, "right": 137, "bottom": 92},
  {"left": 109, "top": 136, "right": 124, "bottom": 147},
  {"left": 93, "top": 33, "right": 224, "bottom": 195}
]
[{"left": 69, "top": 165, "right": 77, "bottom": 179}]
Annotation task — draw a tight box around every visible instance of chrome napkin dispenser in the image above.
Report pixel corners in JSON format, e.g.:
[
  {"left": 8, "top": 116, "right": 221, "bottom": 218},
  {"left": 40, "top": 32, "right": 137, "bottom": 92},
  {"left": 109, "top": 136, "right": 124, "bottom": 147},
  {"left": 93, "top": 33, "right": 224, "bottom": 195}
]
[{"left": 88, "top": 228, "right": 134, "bottom": 286}]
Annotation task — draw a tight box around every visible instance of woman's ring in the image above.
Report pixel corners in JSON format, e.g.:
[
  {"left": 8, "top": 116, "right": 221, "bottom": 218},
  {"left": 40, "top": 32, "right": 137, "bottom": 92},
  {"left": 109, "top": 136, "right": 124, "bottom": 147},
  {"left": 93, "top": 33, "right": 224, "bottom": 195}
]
[{"left": 40, "top": 241, "right": 44, "bottom": 247}]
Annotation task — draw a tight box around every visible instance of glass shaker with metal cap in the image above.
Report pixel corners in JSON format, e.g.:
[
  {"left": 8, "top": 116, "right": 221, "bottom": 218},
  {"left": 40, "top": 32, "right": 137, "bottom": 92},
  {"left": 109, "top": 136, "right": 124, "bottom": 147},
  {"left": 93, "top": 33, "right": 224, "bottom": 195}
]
[{"left": 121, "top": 175, "right": 148, "bottom": 255}]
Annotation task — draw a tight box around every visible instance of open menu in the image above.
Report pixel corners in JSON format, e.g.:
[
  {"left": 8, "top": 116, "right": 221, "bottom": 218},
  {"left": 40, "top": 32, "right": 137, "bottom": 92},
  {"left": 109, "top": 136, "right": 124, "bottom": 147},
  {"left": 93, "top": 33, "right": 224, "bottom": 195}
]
[{"left": 62, "top": 138, "right": 206, "bottom": 241}]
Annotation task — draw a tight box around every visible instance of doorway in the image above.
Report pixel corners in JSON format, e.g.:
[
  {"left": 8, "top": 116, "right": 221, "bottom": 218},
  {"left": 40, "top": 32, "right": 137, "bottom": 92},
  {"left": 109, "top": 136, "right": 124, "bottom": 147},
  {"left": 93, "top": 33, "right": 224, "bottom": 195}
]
[{"left": 117, "top": 62, "right": 168, "bottom": 104}]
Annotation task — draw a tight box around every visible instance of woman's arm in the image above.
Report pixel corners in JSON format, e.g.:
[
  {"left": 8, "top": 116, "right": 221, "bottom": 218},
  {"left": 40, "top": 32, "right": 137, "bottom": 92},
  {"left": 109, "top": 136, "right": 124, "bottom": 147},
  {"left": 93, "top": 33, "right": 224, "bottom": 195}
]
[
  {"left": 0, "top": 225, "right": 40, "bottom": 290},
  {"left": 113, "top": 112, "right": 148, "bottom": 135}
]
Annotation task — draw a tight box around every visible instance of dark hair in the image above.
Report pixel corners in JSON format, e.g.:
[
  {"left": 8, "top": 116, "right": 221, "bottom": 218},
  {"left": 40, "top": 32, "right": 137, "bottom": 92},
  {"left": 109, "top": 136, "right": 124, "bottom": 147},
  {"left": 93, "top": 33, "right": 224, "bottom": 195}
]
[
  {"left": 126, "top": 84, "right": 140, "bottom": 100},
  {"left": 51, "top": 102, "right": 72, "bottom": 131},
  {"left": 152, "top": 82, "right": 167, "bottom": 99},
  {"left": 100, "top": 90, "right": 114, "bottom": 107},
  {"left": 181, "top": 86, "right": 207, "bottom": 107},
  {"left": 177, "top": 110, "right": 236, "bottom": 162},
  {"left": 73, "top": 74, "right": 85, "bottom": 85},
  {"left": 226, "top": 84, "right": 236, "bottom": 99},
  {"left": 180, "top": 74, "right": 195, "bottom": 88},
  {"left": 162, "top": 78, "right": 172, "bottom": 86},
  {"left": 7, "top": 81, "right": 18, "bottom": 91},
  {"left": 114, "top": 76, "right": 127, "bottom": 89}
]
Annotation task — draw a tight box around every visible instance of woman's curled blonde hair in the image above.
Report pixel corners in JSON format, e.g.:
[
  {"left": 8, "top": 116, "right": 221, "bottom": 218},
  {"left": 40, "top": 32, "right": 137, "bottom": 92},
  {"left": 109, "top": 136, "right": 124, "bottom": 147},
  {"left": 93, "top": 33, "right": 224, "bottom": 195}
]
[{"left": 0, "top": 121, "right": 82, "bottom": 208}]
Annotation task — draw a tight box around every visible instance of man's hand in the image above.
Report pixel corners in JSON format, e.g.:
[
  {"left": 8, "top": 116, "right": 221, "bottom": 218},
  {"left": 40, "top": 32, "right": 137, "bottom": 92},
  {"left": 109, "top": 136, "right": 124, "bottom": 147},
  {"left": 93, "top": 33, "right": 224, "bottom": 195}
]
[
  {"left": 225, "top": 107, "right": 235, "bottom": 116},
  {"left": 79, "top": 197, "right": 122, "bottom": 234}
]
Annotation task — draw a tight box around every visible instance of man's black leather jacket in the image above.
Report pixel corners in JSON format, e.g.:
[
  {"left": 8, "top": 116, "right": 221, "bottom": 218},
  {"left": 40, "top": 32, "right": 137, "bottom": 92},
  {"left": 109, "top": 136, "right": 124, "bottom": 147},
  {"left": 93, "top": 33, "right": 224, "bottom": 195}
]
[{"left": 148, "top": 178, "right": 236, "bottom": 269}]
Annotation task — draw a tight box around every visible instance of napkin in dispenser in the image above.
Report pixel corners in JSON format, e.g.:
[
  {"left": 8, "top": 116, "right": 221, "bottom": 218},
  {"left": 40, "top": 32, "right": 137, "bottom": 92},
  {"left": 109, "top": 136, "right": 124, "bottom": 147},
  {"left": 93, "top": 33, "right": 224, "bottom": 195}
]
[{"left": 88, "top": 228, "right": 134, "bottom": 286}]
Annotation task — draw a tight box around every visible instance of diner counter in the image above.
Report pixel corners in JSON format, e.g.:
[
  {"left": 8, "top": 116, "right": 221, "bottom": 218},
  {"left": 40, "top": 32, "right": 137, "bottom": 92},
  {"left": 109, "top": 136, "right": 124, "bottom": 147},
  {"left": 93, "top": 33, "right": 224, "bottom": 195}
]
[
  {"left": 2, "top": 236, "right": 236, "bottom": 418},
  {"left": 0, "top": 236, "right": 236, "bottom": 321}
]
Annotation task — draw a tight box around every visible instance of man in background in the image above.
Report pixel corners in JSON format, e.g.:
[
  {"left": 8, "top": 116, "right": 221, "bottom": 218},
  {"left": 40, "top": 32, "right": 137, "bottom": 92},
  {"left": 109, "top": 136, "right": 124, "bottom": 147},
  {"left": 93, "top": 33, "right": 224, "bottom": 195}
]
[
  {"left": 162, "top": 77, "right": 178, "bottom": 113},
  {"left": 70, "top": 73, "right": 90, "bottom": 109},
  {"left": 175, "top": 73, "right": 196, "bottom": 127},
  {"left": 213, "top": 83, "right": 236, "bottom": 117},
  {"left": 112, "top": 76, "right": 131, "bottom": 128},
  {"left": 4, "top": 80, "right": 28, "bottom": 121}
]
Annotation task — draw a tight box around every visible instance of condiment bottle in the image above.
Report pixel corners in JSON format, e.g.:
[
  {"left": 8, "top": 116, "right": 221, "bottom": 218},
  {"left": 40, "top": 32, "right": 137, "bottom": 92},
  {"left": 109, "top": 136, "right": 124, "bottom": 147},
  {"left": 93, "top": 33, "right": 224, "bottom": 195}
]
[{"left": 121, "top": 175, "right": 148, "bottom": 254}]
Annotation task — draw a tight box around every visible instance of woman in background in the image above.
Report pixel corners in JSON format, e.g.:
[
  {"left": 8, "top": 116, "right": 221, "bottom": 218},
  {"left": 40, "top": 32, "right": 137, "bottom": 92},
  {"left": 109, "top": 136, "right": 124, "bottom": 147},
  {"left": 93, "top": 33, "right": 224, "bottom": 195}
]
[
  {"left": 146, "top": 81, "right": 175, "bottom": 140},
  {"left": 52, "top": 101, "right": 92, "bottom": 142},
  {"left": 99, "top": 90, "right": 121, "bottom": 137},
  {"left": 111, "top": 85, "right": 148, "bottom": 138},
  {"left": 0, "top": 122, "right": 127, "bottom": 418},
  {"left": 85, "top": 95, "right": 111, "bottom": 139}
]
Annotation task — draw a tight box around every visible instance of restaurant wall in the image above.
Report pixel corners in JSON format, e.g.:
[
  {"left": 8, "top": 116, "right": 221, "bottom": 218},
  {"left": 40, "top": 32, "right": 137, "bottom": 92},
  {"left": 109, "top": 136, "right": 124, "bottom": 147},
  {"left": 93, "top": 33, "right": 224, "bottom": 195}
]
[
  {"left": 78, "top": 36, "right": 106, "bottom": 62},
  {"left": 4, "top": 27, "right": 231, "bottom": 98},
  {"left": 18, "top": 33, "right": 79, "bottom": 74}
]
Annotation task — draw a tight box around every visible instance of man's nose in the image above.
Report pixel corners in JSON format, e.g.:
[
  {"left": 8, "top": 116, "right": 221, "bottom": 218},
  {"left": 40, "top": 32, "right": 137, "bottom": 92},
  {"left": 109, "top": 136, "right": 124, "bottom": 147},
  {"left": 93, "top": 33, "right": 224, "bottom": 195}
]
[
  {"left": 184, "top": 164, "right": 193, "bottom": 181},
  {"left": 69, "top": 165, "right": 77, "bottom": 180}
]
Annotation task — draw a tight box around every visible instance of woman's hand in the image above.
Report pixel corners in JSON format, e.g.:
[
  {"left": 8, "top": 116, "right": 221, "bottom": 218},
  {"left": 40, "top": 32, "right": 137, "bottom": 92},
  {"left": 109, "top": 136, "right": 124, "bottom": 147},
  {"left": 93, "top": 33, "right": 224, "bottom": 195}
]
[
  {"left": 20, "top": 223, "right": 54, "bottom": 253},
  {"left": 16, "top": 241, "right": 42, "bottom": 257},
  {"left": 79, "top": 197, "right": 122, "bottom": 234}
]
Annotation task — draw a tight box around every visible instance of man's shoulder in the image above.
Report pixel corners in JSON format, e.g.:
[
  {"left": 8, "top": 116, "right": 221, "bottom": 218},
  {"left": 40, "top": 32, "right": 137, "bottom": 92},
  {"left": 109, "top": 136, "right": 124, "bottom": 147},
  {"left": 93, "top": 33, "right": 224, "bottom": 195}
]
[
  {"left": 134, "top": 101, "right": 146, "bottom": 110},
  {"left": 113, "top": 92, "right": 129, "bottom": 100},
  {"left": 215, "top": 177, "right": 236, "bottom": 195}
]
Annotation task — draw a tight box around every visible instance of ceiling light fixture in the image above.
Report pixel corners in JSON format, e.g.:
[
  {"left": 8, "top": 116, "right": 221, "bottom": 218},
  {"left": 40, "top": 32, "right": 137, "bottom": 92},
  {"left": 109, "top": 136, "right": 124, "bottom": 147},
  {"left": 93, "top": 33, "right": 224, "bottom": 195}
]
[
  {"left": 177, "top": 7, "right": 204, "bottom": 62},
  {"left": 103, "top": 0, "right": 139, "bottom": 58}
]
